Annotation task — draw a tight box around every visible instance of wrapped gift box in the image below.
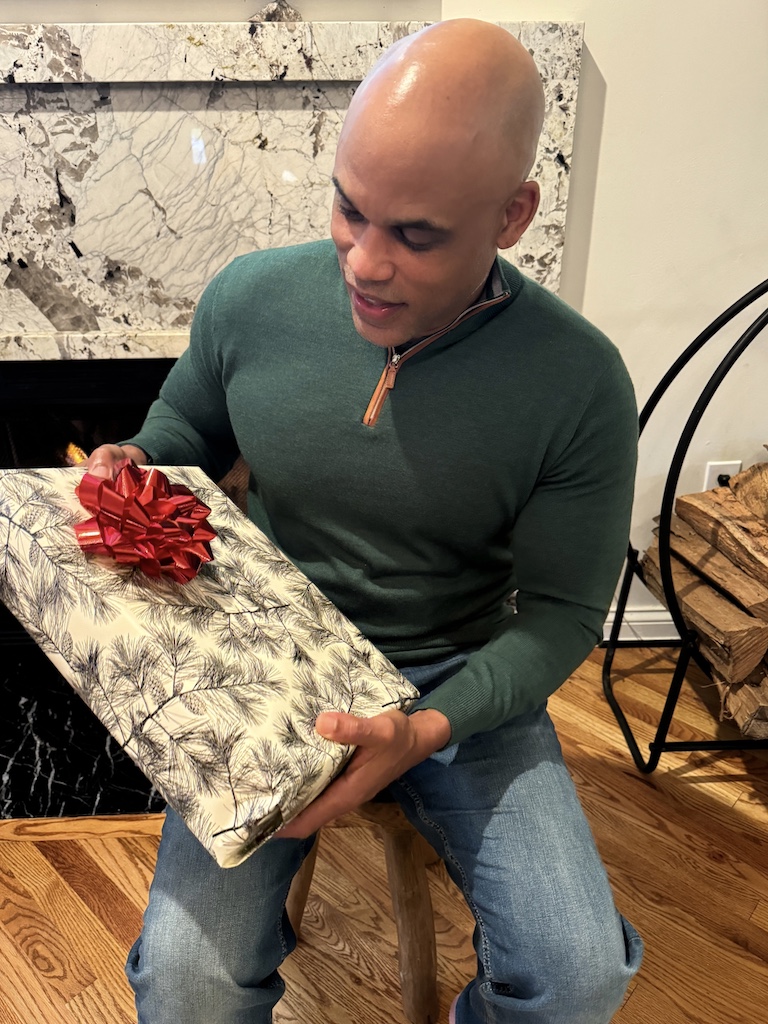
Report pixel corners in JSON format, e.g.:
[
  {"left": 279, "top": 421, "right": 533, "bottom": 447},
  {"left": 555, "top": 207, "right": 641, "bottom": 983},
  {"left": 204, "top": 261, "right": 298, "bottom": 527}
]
[{"left": 0, "top": 466, "right": 417, "bottom": 867}]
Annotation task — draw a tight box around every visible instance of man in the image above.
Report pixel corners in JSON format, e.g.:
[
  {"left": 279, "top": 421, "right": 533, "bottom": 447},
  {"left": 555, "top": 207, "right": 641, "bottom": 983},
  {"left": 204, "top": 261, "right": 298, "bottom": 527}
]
[{"left": 89, "top": 19, "right": 642, "bottom": 1024}]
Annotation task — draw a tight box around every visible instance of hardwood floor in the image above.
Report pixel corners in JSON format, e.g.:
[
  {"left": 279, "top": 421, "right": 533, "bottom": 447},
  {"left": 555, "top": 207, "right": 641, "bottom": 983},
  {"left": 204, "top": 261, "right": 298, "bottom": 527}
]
[{"left": 1, "top": 647, "right": 766, "bottom": 1024}]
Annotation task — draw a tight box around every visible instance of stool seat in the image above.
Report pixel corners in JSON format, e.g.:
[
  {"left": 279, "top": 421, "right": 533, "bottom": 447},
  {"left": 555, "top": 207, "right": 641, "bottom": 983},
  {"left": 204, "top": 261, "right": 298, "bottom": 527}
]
[{"left": 286, "top": 801, "right": 441, "bottom": 1024}]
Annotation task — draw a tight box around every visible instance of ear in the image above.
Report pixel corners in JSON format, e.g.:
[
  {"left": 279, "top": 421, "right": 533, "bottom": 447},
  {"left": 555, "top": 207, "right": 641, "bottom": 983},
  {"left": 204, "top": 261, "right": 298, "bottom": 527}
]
[{"left": 496, "top": 180, "right": 540, "bottom": 249}]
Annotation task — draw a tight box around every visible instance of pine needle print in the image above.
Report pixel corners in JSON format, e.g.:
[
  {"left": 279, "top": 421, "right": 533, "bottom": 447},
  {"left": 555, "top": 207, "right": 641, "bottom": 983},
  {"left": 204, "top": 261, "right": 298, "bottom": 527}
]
[{"left": 0, "top": 466, "right": 418, "bottom": 868}]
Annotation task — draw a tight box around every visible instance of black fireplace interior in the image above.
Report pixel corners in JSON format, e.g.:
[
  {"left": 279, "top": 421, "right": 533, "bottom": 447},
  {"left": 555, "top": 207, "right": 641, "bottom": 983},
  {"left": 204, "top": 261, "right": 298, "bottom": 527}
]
[
  {"left": 1, "top": 358, "right": 175, "bottom": 818},
  {"left": 1, "top": 358, "right": 174, "bottom": 467}
]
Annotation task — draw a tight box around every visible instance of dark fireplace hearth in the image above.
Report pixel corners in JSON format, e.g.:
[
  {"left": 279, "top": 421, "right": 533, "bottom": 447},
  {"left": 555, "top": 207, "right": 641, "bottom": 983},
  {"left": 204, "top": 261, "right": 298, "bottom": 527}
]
[
  {"left": 1, "top": 357, "right": 175, "bottom": 819},
  {"left": 1, "top": 358, "right": 174, "bottom": 468}
]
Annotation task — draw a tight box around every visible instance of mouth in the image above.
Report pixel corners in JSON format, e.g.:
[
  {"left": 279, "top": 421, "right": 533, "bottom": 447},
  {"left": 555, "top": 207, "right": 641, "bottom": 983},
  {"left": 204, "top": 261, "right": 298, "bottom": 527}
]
[{"left": 348, "top": 285, "right": 406, "bottom": 325}]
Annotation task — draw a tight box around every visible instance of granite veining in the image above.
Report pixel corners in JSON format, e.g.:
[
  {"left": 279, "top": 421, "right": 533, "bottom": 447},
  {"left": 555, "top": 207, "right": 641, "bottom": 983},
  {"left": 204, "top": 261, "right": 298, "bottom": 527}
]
[
  {"left": 1, "top": 608, "right": 163, "bottom": 817},
  {"left": 0, "top": 21, "right": 583, "bottom": 361}
]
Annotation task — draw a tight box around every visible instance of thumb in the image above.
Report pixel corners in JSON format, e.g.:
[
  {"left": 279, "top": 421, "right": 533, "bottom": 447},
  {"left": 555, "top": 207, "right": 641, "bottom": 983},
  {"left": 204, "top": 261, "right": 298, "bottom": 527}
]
[
  {"left": 315, "top": 711, "right": 368, "bottom": 743},
  {"left": 86, "top": 444, "right": 125, "bottom": 480}
]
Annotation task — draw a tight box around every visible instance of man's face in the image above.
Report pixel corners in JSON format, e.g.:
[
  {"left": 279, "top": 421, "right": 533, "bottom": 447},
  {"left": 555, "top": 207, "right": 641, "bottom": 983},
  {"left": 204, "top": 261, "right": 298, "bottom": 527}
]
[{"left": 330, "top": 123, "right": 508, "bottom": 349}]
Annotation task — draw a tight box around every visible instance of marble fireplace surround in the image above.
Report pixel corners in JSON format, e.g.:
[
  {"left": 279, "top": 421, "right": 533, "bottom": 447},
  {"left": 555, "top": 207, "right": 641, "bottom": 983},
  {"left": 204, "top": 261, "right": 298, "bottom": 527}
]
[{"left": 0, "top": 20, "right": 583, "bottom": 363}]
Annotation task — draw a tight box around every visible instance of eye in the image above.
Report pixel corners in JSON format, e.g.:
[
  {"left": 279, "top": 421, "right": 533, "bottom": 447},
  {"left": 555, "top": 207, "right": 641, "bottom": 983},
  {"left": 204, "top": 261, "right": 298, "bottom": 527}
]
[
  {"left": 398, "top": 228, "right": 436, "bottom": 252},
  {"left": 337, "top": 201, "right": 364, "bottom": 223}
]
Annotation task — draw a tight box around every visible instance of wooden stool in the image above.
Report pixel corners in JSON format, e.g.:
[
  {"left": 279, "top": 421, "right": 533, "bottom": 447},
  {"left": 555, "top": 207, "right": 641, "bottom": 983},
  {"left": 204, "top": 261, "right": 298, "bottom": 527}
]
[{"left": 286, "top": 801, "right": 441, "bottom": 1024}]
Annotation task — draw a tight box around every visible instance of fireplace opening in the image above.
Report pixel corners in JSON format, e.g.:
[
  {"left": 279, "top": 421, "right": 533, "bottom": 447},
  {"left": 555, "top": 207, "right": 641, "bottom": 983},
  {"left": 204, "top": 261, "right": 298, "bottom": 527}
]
[
  {"left": 1, "top": 358, "right": 175, "bottom": 468},
  {"left": 1, "top": 357, "right": 176, "bottom": 818}
]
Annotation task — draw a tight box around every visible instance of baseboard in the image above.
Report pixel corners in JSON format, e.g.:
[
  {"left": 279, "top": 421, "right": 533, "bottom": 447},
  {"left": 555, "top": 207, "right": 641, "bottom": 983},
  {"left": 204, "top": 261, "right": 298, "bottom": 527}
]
[{"left": 602, "top": 606, "right": 678, "bottom": 643}]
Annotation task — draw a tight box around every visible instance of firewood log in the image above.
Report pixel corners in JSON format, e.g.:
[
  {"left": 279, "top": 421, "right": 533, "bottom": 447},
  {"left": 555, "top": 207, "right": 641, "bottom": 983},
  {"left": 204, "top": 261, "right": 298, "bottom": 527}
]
[
  {"left": 662, "top": 516, "right": 768, "bottom": 622},
  {"left": 675, "top": 488, "right": 768, "bottom": 589},
  {"left": 711, "top": 663, "right": 768, "bottom": 739},
  {"left": 641, "top": 538, "right": 768, "bottom": 682},
  {"left": 728, "top": 461, "right": 768, "bottom": 521}
]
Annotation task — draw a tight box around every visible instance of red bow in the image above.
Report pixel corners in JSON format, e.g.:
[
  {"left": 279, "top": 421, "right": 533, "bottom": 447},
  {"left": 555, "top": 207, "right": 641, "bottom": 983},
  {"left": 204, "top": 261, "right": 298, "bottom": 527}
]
[{"left": 74, "top": 460, "right": 216, "bottom": 584}]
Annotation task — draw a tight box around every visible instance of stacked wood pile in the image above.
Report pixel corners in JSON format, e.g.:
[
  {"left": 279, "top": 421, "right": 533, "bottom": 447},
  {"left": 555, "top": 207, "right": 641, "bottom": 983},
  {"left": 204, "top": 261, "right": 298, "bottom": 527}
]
[{"left": 641, "top": 455, "right": 768, "bottom": 738}]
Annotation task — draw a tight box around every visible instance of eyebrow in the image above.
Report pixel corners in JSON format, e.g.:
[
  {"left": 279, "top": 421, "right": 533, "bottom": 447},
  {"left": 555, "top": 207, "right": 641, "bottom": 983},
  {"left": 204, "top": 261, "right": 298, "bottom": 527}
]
[{"left": 332, "top": 176, "right": 451, "bottom": 236}]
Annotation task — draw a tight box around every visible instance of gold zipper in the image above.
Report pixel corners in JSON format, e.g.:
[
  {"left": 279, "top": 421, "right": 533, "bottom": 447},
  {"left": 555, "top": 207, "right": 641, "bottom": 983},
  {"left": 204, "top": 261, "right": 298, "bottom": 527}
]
[
  {"left": 362, "top": 291, "right": 510, "bottom": 427},
  {"left": 363, "top": 351, "right": 401, "bottom": 426}
]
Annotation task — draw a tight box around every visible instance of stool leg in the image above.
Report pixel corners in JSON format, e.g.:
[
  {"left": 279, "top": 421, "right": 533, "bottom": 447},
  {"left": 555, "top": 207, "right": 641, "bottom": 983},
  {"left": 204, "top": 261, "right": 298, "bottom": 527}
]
[
  {"left": 414, "top": 830, "right": 441, "bottom": 867},
  {"left": 380, "top": 826, "right": 440, "bottom": 1024},
  {"left": 285, "top": 836, "right": 320, "bottom": 941}
]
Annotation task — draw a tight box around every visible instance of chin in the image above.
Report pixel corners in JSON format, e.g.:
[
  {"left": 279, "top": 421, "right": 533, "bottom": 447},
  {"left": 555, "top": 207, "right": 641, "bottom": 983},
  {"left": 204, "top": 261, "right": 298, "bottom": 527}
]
[{"left": 350, "top": 311, "right": 406, "bottom": 348}]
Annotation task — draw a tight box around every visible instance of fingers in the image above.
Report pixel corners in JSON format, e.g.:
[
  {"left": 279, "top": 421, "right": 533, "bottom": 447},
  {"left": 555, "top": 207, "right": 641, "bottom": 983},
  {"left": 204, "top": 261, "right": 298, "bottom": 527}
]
[
  {"left": 279, "top": 712, "right": 418, "bottom": 838},
  {"left": 278, "top": 751, "right": 376, "bottom": 838},
  {"left": 279, "top": 789, "right": 344, "bottom": 838},
  {"left": 86, "top": 444, "right": 145, "bottom": 480}
]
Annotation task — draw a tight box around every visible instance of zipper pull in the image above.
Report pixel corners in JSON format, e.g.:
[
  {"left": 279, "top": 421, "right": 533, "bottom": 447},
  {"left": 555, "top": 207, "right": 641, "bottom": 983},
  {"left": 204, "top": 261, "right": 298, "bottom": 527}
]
[
  {"left": 363, "top": 349, "right": 401, "bottom": 427},
  {"left": 384, "top": 352, "right": 401, "bottom": 387}
]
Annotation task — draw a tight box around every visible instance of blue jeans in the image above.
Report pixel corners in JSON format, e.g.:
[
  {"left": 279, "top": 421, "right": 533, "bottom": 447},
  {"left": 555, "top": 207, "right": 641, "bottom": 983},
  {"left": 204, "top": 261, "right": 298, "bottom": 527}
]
[{"left": 127, "top": 651, "right": 643, "bottom": 1023}]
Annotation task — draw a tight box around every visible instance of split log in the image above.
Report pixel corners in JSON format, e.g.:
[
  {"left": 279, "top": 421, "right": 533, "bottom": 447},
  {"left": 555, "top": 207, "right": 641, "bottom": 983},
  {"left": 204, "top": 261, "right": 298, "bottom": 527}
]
[
  {"left": 728, "top": 461, "right": 768, "bottom": 521},
  {"left": 711, "top": 663, "right": 768, "bottom": 739},
  {"left": 641, "top": 538, "right": 768, "bottom": 682},
  {"left": 675, "top": 487, "right": 768, "bottom": 589},
  {"left": 663, "top": 515, "right": 768, "bottom": 622}
]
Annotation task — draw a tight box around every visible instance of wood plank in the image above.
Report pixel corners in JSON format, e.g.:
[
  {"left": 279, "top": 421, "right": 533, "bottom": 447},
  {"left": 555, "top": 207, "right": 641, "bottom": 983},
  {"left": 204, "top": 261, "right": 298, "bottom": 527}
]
[
  {"left": 82, "top": 836, "right": 158, "bottom": 912},
  {"left": 0, "top": 846, "right": 95, "bottom": 1004},
  {"left": 35, "top": 841, "right": 144, "bottom": 949},
  {"left": 554, "top": 732, "right": 768, "bottom": 913},
  {"left": 732, "top": 787, "right": 768, "bottom": 835},
  {"left": 64, "top": 978, "right": 135, "bottom": 1024},
  {"left": 0, "top": 815, "right": 164, "bottom": 843},
  {"left": 611, "top": 891, "right": 768, "bottom": 1024},
  {"left": 0, "top": 932, "right": 72, "bottom": 1024},
  {"left": 577, "top": 651, "right": 733, "bottom": 752},
  {"left": 751, "top": 899, "right": 768, "bottom": 932},
  {"left": 553, "top": 751, "right": 768, "bottom": 930},
  {"left": 0, "top": 842, "right": 132, "bottom": 993},
  {"left": 641, "top": 538, "right": 768, "bottom": 681},
  {"left": 616, "top": 977, "right": 710, "bottom": 1024},
  {"left": 676, "top": 487, "right": 768, "bottom": 588}
]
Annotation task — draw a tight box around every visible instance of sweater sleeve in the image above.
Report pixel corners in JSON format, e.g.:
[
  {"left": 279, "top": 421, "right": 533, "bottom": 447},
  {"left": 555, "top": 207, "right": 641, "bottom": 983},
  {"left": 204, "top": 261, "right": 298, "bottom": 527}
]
[
  {"left": 122, "top": 271, "right": 241, "bottom": 481},
  {"left": 410, "top": 352, "right": 638, "bottom": 745}
]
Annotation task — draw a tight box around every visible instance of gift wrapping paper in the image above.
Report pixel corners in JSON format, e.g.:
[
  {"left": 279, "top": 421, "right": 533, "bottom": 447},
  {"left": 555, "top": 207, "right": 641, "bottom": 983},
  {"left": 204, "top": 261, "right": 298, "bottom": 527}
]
[{"left": 0, "top": 466, "right": 418, "bottom": 867}]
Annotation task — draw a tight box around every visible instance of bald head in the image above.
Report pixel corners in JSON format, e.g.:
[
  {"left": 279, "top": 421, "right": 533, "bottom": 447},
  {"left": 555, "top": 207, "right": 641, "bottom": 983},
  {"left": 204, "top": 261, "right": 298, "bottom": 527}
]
[
  {"left": 331, "top": 20, "right": 547, "bottom": 348},
  {"left": 343, "top": 19, "right": 546, "bottom": 191}
]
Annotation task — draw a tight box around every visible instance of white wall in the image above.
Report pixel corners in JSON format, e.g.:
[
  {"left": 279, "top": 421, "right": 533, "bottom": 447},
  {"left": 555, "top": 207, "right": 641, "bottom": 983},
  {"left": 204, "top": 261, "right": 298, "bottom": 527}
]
[
  {"left": 0, "top": 1, "right": 440, "bottom": 23},
  {"left": 9, "top": 1, "right": 768, "bottom": 617}
]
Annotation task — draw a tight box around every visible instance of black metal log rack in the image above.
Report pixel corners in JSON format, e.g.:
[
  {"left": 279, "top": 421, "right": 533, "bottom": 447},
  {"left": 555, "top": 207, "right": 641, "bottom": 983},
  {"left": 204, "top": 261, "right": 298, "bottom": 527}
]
[{"left": 602, "top": 278, "right": 768, "bottom": 772}]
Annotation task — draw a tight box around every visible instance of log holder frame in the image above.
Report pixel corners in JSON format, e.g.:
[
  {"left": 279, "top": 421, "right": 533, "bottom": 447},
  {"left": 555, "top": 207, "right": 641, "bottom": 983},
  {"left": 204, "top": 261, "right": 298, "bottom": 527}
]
[{"left": 602, "top": 278, "right": 768, "bottom": 772}]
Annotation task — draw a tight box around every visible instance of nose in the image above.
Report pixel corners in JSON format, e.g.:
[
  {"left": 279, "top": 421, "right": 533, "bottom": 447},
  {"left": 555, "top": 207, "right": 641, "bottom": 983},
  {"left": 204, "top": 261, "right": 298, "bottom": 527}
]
[{"left": 345, "top": 224, "right": 395, "bottom": 284}]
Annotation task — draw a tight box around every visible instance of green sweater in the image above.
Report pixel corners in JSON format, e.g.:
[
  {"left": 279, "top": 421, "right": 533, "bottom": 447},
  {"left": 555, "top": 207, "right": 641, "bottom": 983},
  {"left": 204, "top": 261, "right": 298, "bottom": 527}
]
[{"left": 127, "top": 239, "right": 638, "bottom": 745}]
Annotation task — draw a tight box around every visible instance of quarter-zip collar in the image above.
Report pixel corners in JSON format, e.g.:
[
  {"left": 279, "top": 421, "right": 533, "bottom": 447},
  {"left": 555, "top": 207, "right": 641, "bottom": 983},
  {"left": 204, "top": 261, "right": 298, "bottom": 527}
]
[{"left": 362, "top": 258, "right": 521, "bottom": 427}]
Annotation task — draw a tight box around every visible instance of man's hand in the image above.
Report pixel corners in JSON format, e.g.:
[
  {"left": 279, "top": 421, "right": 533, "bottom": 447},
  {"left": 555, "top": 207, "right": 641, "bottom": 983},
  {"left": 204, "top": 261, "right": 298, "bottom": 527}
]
[
  {"left": 277, "top": 707, "right": 451, "bottom": 838},
  {"left": 87, "top": 444, "right": 149, "bottom": 480}
]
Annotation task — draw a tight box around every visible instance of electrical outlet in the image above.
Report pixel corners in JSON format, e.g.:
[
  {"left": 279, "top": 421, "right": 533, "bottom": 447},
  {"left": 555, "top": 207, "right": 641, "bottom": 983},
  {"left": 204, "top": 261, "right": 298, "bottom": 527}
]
[{"left": 703, "top": 460, "right": 742, "bottom": 491}]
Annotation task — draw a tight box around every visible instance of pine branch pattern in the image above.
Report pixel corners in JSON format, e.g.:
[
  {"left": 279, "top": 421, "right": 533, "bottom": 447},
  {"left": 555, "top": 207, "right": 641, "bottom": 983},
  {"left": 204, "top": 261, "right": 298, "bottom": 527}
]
[{"left": 0, "top": 466, "right": 418, "bottom": 868}]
